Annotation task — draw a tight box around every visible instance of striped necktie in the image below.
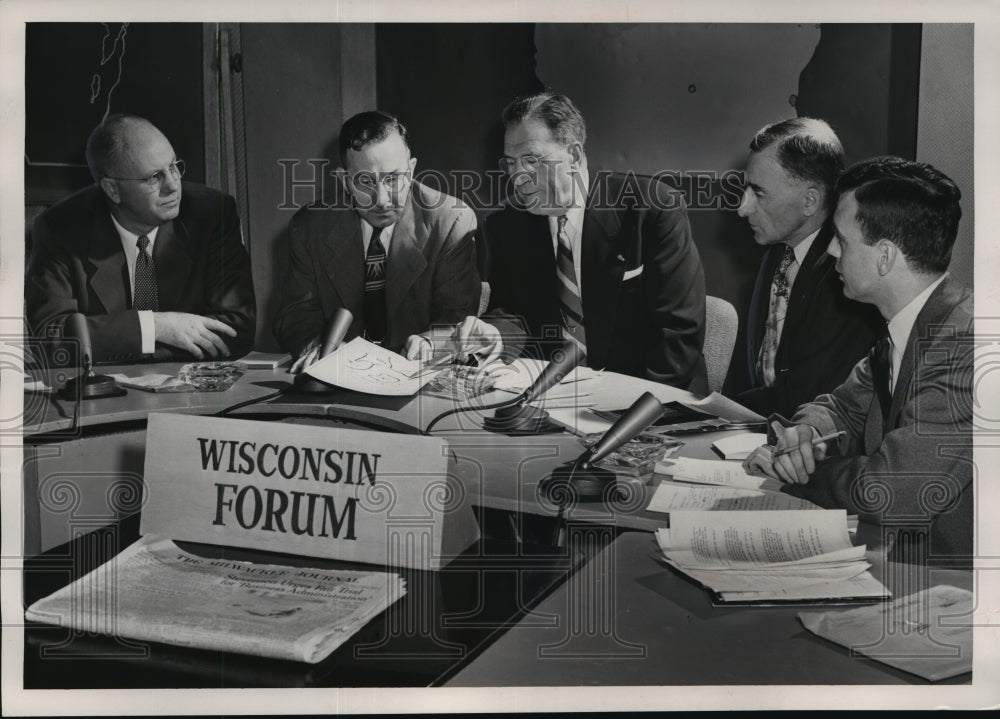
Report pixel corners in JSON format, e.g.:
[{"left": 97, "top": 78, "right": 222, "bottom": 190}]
[
  {"left": 364, "top": 227, "right": 387, "bottom": 343},
  {"left": 555, "top": 215, "right": 586, "bottom": 358},
  {"left": 133, "top": 234, "right": 159, "bottom": 311}
]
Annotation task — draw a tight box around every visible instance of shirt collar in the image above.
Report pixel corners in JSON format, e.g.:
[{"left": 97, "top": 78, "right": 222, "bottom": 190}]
[
  {"left": 359, "top": 215, "right": 396, "bottom": 250},
  {"left": 887, "top": 273, "right": 948, "bottom": 350},
  {"left": 110, "top": 212, "right": 159, "bottom": 255},
  {"left": 790, "top": 227, "right": 820, "bottom": 265}
]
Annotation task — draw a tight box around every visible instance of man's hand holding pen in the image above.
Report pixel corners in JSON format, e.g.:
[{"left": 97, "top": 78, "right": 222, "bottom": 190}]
[{"left": 743, "top": 422, "right": 845, "bottom": 484}]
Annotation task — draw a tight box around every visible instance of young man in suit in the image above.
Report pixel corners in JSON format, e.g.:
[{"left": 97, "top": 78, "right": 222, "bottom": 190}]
[
  {"left": 735, "top": 118, "right": 884, "bottom": 416},
  {"left": 754, "top": 157, "right": 974, "bottom": 564},
  {"left": 26, "top": 114, "right": 256, "bottom": 362},
  {"left": 273, "top": 110, "right": 480, "bottom": 370},
  {"left": 454, "top": 92, "right": 708, "bottom": 392}
]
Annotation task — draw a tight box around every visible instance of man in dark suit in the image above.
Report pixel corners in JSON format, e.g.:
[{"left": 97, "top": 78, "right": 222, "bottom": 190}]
[
  {"left": 455, "top": 92, "right": 707, "bottom": 392},
  {"left": 273, "top": 110, "right": 480, "bottom": 370},
  {"left": 736, "top": 118, "right": 883, "bottom": 416},
  {"left": 754, "top": 158, "right": 973, "bottom": 564},
  {"left": 26, "top": 114, "right": 256, "bottom": 363}
]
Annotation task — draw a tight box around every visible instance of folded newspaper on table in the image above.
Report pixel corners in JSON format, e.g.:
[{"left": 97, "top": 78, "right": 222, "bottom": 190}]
[
  {"left": 25, "top": 535, "right": 406, "bottom": 664},
  {"left": 654, "top": 509, "right": 889, "bottom": 605}
]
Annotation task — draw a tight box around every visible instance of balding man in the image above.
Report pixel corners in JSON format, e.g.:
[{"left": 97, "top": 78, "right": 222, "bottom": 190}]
[
  {"left": 26, "top": 113, "right": 256, "bottom": 363},
  {"left": 736, "top": 118, "right": 883, "bottom": 416}
]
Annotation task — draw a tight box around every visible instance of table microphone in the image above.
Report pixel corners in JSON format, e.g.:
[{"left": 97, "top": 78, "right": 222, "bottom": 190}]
[
  {"left": 482, "top": 341, "right": 585, "bottom": 434},
  {"left": 290, "top": 308, "right": 354, "bottom": 394},
  {"left": 540, "top": 391, "right": 665, "bottom": 502},
  {"left": 60, "top": 313, "right": 126, "bottom": 400}
]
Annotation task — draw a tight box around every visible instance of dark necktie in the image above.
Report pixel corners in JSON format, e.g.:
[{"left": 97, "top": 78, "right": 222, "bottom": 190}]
[
  {"left": 364, "top": 227, "right": 387, "bottom": 343},
  {"left": 133, "top": 234, "right": 159, "bottom": 311},
  {"left": 869, "top": 335, "right": 893, "bottom": 423},
  {"left": 555, "top": 215, "right": 586, "bottom": 358}
]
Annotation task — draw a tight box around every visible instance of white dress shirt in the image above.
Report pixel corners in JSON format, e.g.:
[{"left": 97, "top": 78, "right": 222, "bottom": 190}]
[{"left": 548, "top": 168, "right": 590, "bottom": 291}]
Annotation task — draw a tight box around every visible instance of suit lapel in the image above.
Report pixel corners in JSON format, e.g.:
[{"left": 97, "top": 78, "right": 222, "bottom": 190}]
[
  {"left": 887, "top": 278, "right": 966, "bottom": 427},
  {"left": 386, "top": 193, "right": 427, "bottom": 319},
  {"left": 580, "top": 186, "right": 624, "bottom": 366},
  {"left": 782, "top": 224, "right": 832, "bottom": 336},
  {"left": 152, "top": 218, "right": 194, "bottom": 311},
  {"left": 86, "top": 207, "right": 130, "bottom": 313},
  {"left": 319, "top": 210, "right": 365, "bottom": 318}
]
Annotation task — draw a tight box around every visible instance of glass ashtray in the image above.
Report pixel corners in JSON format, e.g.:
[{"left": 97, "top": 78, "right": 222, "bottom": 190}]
[
  {"left": 177, "top": 361, "right": 248, "bottom": 392},
  {"left": 423, "top": 365, "right": 497, "bottom": 401},
  {"left": 579, "top": 432, "right": 683, "bottom": 477}
]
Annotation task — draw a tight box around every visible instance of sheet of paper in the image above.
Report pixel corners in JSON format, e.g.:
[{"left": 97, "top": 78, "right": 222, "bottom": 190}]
[
  {"left": 485, "top": 357, "right": 597, "bottom": 392},
  {"left": 683, "top": 391, "right": 765, "bottom": 423},
  {"left": 304, "top": 337, "right": 433, "bottom": 396},
  {"left": 657, "top": 456, "right": 782, "bottom": 491},
  {"left": 798, "top": 585, "right": 971, "bottom": 681},
  {"left": 676, "top": 562, "right": 870, "bottom": 593},
  {"left": 711, "top": 433, "right": 768, "bottom": 460},
  {"left": 655, "top": 509, "right": 856, "bottom": 569},
  {"left": 108, "top": 373, "right": 196, "bottom": 393},
  {"left": 648, "top": 480, "right": 819, "bottom": 513}
]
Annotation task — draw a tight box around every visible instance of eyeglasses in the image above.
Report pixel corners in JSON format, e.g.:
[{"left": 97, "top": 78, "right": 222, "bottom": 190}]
[
  {"left": 350, "top": 171, "right": 411, "bottom": 192},
  {"left": 106, "top": 159, "right": 185, "bottom": 193},
  {"left": 498, "top": 152, "right": 561, "bottom": 175}
]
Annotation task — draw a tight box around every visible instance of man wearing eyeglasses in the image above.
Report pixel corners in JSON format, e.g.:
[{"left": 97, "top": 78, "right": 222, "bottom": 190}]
[
  {"left": 274, "top": 110, "right": 480, "bottom": 370},
  {"left": 26, "top": 114, "right": 256, "bottom": 362},
  {"left": 454, "top": 92, "right": 708, "bottom": 391}
]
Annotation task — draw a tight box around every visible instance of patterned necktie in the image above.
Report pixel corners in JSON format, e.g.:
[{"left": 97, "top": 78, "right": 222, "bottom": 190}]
[
  {"left": 133, "top": 234, "right": 159, "bottom": 311},
  {"left": 555, "top": 215, "right": 587, "bottom": 358},
  {"left": 363, "top": 227, "right": 387, "bottom": 343},
  {"left": 757, "top": 244, "right": 798, "bottom": 387}
]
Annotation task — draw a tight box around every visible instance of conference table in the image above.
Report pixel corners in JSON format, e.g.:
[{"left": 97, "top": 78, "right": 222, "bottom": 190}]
[{"left": 19, "top": 360, "right": 972, "bottom": 689}]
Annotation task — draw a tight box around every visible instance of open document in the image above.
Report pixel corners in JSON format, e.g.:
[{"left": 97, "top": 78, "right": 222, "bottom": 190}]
[
  {"left": 25, "top": 535, "right": 406, "bottom": 664},
  {"left": 304, "top": 337, "right": 440, "bottom": 396},
  {"left": 655, "top": 510, "right": 889, "bottom": 604}
]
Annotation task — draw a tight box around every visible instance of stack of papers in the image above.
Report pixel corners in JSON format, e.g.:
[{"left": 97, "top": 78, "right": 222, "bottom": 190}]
[
  {"left": 655, "top": 509, "right": 889, "bottom": 604},
  {"left": 656, "top": 456, "right": 783, "bottom": 491}
]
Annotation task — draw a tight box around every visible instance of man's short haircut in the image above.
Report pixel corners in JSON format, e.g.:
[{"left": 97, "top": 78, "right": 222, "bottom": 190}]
[
  {"left": 836, "top": 156, "right": 962, "bottom": 275},
  {"left": 85, "top": 113, "right": 151, "bottom": 183},
  {"left": 501, "top": 92, "right": 586, "bottom": 147},
  {"left": 339, "top": 111, "right": 410, "bottom": 165},
  {"left": 749, "top": 117, "right": 845, "bottom": 211}
]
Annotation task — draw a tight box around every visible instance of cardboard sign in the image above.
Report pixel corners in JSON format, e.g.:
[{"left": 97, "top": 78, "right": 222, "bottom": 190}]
[{"left": 140, "top": 413, "right": 479, "bottom": 571}]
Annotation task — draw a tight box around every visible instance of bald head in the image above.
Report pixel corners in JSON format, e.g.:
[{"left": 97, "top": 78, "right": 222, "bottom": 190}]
[{"left": 86, "top": 114, "right": 167, "bottom": 182}]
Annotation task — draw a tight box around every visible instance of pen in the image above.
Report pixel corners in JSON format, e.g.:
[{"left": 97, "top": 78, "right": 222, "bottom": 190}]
[{"left": 771, "top": 430, "right": 846, "bottom": 457}]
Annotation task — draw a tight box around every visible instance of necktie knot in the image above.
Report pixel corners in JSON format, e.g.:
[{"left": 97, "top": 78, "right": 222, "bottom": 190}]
[{"left": 137, "top": 235, "right": 150, "bottom": 254}]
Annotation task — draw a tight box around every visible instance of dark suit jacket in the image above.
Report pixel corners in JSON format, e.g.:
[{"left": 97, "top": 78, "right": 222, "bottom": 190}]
[
  {"left": 780, "top": 277, "right": 974, "bottom": 564},
  {"left": 273, "top": 181, "right": 480, "bottom": 356},
  {"left": 483, "top": 171, "right": 708, "bottom": 393},
  {"left": 737, "top": 221, "right": 884, "bottom": 416},
  {"left": 26, "top": 183, "right": 256, "bottom": 363}
]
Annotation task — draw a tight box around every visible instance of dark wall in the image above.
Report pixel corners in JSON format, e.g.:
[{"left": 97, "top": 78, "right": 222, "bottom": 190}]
[
  {"left": 376, "top": 23, "right": 922, "bottom": 395},
  {"left": 25, "top": 23, "right": 205, "bottom": 203}
]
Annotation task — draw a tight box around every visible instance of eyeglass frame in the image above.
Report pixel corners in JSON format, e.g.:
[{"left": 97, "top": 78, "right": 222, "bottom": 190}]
[
  {"left": 105, "top": 159, "right": 186, "bottom": 193},
  {"left": 497, "top": 151, "right": 567, "bottom": 175},
  {"left": 348, "top": 170, "right": 413, "bottom": 193}
]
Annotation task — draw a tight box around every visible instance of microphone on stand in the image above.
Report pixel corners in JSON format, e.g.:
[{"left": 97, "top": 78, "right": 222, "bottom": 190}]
[
  {"left": 540, "top": 391, "right": 665, "bottom": 502},
  {"left": 289, "top": 308, "right": 354, "bottom": 394},
  {"left": 482, "top": 341, "right": 585, "bottom": 434},
  {"left": 60, "top": 313, "right": 126, "bottom": 400}
]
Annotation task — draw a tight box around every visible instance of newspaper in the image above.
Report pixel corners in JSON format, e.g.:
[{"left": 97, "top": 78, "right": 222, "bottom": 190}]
[{"left": 25, "top": 535, "right": 406, "bottom": 664}]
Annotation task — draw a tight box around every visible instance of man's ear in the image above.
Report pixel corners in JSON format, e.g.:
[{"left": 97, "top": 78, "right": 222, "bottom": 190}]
[
  {"left": 876, "top": 238, "right": 898, "bottom": 276},
  {"left": 99, "top": 178, "right": 121, "bottom": 204},
  {"left": 567, "top": 142, "right": 585, "bottom": 168},
  {"left": 408, "top": 156, "right": 418, "bottom": 175},
  {"left": 802, "top": 186, "right": 822, "bottom": 218}
]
